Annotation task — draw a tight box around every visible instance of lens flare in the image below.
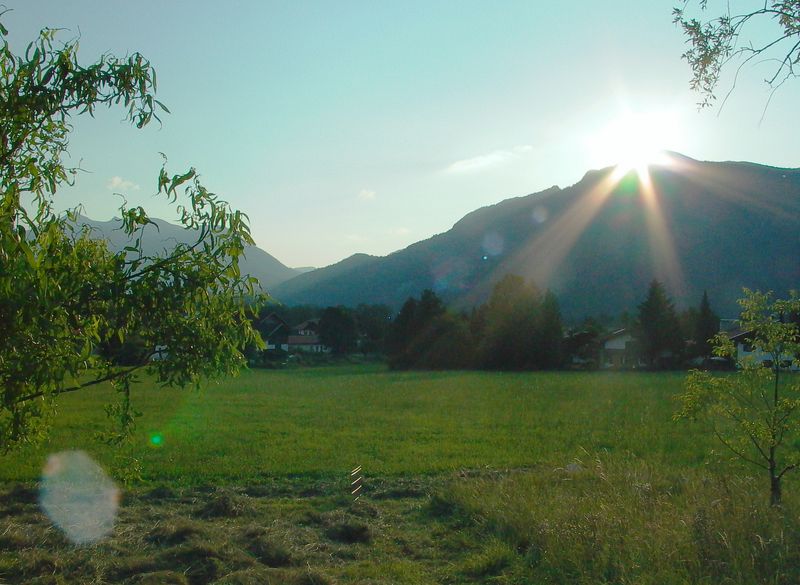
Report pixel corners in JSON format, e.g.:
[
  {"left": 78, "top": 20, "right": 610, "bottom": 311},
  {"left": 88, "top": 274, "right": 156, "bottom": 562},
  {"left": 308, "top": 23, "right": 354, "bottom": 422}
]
[
  {"left": 511, "top": 172, "right": 620, "bottom": 287},
  {"left": 482, "top": 231, "right": 505, "bottom": 257},
  {"left": 587, "top": 109, "right": 681, "bottom": 179},
  {"left": 39, "top": 451, "right": 119, "bottom": 545},
  {"left": 532, "top": 205, "right": 549, "bottom": 224},
  {"left": 491, "top": 159, "right": 684, "bottom": 299}
]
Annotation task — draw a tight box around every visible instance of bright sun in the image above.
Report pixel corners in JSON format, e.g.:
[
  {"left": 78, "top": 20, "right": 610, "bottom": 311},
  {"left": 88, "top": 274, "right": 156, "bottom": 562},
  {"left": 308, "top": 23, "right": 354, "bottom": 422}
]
[{"left": 588, "top": 110, "right": 682, "bottom": 177}]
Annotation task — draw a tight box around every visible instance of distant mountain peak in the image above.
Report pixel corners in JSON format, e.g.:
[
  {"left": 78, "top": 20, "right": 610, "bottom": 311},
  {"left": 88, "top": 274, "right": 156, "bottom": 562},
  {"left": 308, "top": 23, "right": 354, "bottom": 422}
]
[{"left": 76, "top": 215, "right": 302, "bottom": 290}]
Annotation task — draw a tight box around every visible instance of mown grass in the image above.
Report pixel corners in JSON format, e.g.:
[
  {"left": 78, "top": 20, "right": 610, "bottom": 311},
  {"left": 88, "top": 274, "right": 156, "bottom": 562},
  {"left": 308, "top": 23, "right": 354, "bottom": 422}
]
[{"left": 2, "top": 366, "right": 799, "bottom": 584}]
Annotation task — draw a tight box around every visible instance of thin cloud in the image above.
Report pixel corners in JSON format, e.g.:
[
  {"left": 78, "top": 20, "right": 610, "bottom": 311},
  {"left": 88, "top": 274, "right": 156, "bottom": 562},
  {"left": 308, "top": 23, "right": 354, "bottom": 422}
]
[
  {"left": 106, "top": 176, "right": 140, "bottom": 191},
  {"left": 446, "top": 145, "right": 533, "bottom": 174},
  {"left": 358, "top": 189, "right": 376, "bottom": 201},
  {"left": 345, "top": 233, "right": 367, "bottom": 242},
  {"left": 388, "top": 227, "right": 411, "bottom": 236}
]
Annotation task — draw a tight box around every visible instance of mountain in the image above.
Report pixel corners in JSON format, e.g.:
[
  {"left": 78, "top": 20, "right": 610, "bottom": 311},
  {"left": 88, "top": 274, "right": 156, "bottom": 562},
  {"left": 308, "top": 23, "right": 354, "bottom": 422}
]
[
  {"left": 272, "top": 153, "right": 800, "bottom": 319},
  {"left": 78, "top": 216, "right": 301, "bottom": 290}
]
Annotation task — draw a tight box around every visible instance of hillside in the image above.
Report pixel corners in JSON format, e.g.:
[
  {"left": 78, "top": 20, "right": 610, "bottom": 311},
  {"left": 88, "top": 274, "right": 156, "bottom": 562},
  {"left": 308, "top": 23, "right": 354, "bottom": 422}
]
[
  {"left": 272, "top": 154, "right": 800, "bottom": 318},
  {"left": 78, "top": 216, "right": 301, "bottom": 290}
]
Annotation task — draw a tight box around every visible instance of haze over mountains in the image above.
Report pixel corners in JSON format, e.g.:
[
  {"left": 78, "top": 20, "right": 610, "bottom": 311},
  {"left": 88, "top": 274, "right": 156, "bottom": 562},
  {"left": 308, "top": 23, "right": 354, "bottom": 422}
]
[
  {"left": 78, "top": 216, "right": 302, "bottom": 290},
  {"left": 83, "top": 154, "right": 800, "bottom": 320},
  {"left": 271, "top": 153, "right": 800, "bottom": 319}
]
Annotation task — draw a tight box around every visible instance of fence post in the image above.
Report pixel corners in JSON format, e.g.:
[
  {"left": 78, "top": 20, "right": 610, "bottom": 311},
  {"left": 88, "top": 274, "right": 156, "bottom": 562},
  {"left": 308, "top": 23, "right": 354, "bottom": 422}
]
[{"left": 350, "top": 465, "right": 363, "bottom": 502}]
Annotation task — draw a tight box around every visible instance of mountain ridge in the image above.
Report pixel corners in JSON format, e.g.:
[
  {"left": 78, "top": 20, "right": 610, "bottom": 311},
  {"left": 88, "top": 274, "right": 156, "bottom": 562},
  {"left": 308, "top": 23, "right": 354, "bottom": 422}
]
[
  {"left": 77, "top": 215, "right": 302, "bottom": 290},
  {"left": 272, "top": 154, "right": 800, "bottom": 318}
]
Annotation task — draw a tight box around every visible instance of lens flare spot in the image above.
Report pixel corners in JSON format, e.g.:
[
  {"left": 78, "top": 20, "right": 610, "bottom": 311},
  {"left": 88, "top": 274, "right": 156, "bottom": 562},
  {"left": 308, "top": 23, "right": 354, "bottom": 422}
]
[
  {"left": 532, "top": 205, "right": 549, "bottom": 224},
  {"left": 149, "top": 433, "right": 163, "bottom": 447},
  {"left": 431, "top": 258, "right": 468, "bottom": 293},
  {"left": 39, "top": 451, "right": 119, "bottom": 545},
  {"left": 482, "top": 232, "right": 504, "bottom": 257}
]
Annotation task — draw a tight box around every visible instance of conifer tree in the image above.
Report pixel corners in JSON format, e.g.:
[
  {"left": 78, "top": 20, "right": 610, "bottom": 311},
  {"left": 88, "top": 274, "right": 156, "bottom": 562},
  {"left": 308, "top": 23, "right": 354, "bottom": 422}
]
[
  {"left": 635, "top": 280, "right": 683, "bottom": 368},
  {"left": 694, "top": 290, "right": 720, "bottom": 359},
  {"left": 535, "top": 290, "right": 564, "bottom": 369}
]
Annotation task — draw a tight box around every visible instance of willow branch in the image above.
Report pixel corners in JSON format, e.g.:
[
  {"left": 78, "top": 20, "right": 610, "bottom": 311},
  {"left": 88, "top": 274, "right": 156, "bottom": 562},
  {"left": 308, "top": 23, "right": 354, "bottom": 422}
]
[{"left": 17, "top": 362, "right": 149, "bottom": 403}]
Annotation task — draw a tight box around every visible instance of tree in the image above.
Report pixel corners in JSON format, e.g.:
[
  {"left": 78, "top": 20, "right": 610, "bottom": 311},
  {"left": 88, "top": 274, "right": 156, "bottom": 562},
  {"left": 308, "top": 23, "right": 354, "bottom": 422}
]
[
  {"left": 674, "top": 1, "right": 800, "bottom": 108},
  {"left": 353, "top": 303, "right": 392, "bottom": 354},
  {"left": 0, "top": 19, "right": 260, "bottom": 451},
  {"left": 401, "top": 312, "right": 476, "bottom": 370},
  {"left": 534, "top": 290, "right": 564, "bottom": 369},
  {"left": 416, "top": 289, "right": 446, "bottom": 326},
  {"left": 677, "top": 290, "right": 800, "bottom": 505},
  {"left": 694, "top": 290, "right": 720, "bottom": 360},
  {"left": 635, "top": 280, "right": 683, "bottom": 369},
  {"left": 386, "top": 290, "right": 448, "bottom": 369},
  {"left": 386, "top": 296, "right": 417, "bottom": 360},
  {"left": 318, "top": 306, "right": 357, "bottom": 355},
  {"left": 563, "top": 317, "right": 604, "bottom": 369},
  {"left": 679, "top": 290, "right": 721, "bottom": 361},
  {"left": 479, "top": 274, "right": 540, "bottom": 370}
]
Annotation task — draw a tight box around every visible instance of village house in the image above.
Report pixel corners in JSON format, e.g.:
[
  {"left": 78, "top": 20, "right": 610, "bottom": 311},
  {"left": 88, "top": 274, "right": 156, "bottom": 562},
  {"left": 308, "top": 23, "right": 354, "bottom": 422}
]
[
  {"left": 727, "top": 327, "right": 799, "bottom": 371},
  {"left": 256, "top": 312, "right": 290, "bottom": 351},
  {"left": 287, "top": 319, "right": 330, "bottom": 353},
  {"left": 600, "top": 328, "right": 638, "bottom": 369}
]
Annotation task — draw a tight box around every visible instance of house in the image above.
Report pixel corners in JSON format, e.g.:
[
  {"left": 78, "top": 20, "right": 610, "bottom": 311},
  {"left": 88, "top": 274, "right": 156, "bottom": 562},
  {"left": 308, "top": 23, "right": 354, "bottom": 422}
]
[
  {"left": 294, "top": 319, "right": 319, "bottom": 337},
  {"left": 600, "top": 329, "right": 638, "bottom": 369},
  {"left": 287, "top": 319, "right": 330, "bottom": 353},
  {"left": 256, "top": 312, "right": 290, "bottom": 351},
  {"left": 728, "top": 328, "right": 798, "bottom": 371}
]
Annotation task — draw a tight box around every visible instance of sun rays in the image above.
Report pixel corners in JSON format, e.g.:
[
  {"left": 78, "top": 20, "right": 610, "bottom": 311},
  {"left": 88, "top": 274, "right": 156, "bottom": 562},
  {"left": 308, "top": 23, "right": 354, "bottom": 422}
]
[
  {"left": 636, "top": 167, "right": 685, "bottom": 297},
  {"left": 504, "top": 108, "right": 689, "bottom": 295},
  {"left": 514, "top": 171, "right": 621, "bottom": 288},
  {"left": 494, "top": 151, "right": 687, "bottom": 302},
  {"left": 456, "top": 104, "right": 787, "bottom": 311}
]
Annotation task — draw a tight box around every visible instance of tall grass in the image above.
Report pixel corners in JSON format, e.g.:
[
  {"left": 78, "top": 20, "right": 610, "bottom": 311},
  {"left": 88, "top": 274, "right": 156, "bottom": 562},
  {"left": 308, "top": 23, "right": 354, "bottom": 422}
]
[{"left": 435, "top": 453, "right": 800, "bottom": 584}]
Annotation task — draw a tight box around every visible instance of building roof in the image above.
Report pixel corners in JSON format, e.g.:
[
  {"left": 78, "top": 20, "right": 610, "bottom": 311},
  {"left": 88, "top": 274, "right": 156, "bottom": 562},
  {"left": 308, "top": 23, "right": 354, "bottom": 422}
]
[
  {"left": 728, "top": 329, "right": 754, "bottom": 342},
  {"left": 287, "top": 334, "right": 322, "bottom": 345},
  {"left": 294, "top": 319, "right": 320, "bottom": 332},
  {"left": 602, "top": 328, "right": 630, "bottom": 342},
  {"left": 258, "top": 312, "right": 289, "bottom": 339}
]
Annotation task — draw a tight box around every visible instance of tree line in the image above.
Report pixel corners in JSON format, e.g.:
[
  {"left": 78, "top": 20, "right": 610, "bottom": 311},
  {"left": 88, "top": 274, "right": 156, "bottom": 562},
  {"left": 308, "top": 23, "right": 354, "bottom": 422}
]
[
  {"left": 384, "top": 277, "right": 724, "bottom": 371},
  {"left": 386, "top": 275, "right": 564, "bottom": 370}
]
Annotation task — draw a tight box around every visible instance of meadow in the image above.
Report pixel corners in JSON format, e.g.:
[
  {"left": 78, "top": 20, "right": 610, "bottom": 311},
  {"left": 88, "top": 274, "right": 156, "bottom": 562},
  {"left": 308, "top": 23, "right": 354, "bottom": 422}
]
[
  {"left": 1, "top": 366, "right": 799, "bottom": 584},
  {"left": 1, "top": 366, "right": 702, "bottom": 483}
]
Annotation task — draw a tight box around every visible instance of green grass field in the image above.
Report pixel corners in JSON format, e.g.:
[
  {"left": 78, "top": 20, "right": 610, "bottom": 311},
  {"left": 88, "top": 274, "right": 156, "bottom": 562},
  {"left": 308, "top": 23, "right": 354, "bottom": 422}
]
[
  {"left": 2, "top": 366, "right": 799, "bottom": 584},
  {"left": 2, "top": 366, "right": 704, "bottom": 483}
]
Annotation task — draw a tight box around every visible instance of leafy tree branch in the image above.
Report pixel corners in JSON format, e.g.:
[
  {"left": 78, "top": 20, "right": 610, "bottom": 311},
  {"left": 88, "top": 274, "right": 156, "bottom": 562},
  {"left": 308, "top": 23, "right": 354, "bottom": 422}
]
[
  {"left": 674, "top": 1, "right": 800, "bottom": 109},
  {"left": 0, "top": 17, "right": 262, "bottom": 453},
  {"left": 677, "top": 289, "right": 800, "bottom": 505}
]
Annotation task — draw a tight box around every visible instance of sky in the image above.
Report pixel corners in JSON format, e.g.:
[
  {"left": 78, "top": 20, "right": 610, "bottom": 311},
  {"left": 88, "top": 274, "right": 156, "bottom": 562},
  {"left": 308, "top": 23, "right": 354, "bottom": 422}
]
[{"left": 6, "top": 1, "right": 800, "bottom": 268}]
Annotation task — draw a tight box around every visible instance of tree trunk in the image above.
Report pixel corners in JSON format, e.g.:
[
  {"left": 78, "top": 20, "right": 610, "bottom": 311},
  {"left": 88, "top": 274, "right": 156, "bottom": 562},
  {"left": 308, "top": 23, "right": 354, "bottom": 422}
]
[
  {"left": 771, "top": 361, "right": 781, "bottom": 506},
  {"left": 771, "top": 474, "right": 782, "bottom": 506}
]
